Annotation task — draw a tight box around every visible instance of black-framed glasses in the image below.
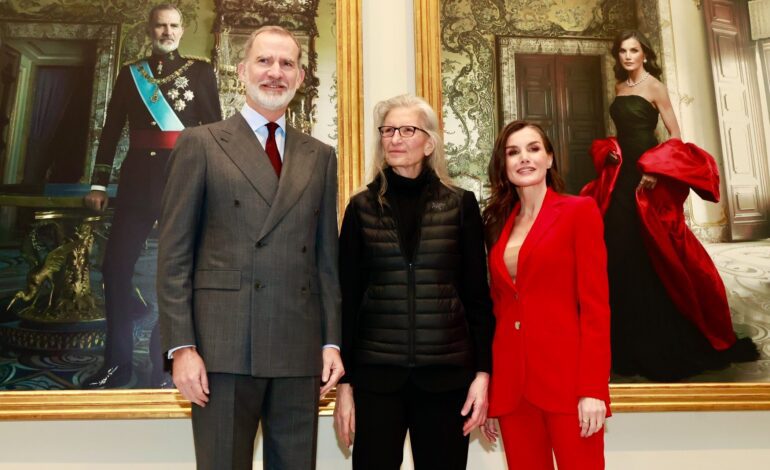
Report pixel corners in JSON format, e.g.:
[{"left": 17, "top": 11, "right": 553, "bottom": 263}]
[{"left": 378, "top": 125, "right": 429, "bottom": 138}]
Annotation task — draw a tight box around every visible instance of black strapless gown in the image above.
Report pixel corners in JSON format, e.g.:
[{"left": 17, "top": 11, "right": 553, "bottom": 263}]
[{"left": 605, "top": 95, "right": 756, "bottom": 382}]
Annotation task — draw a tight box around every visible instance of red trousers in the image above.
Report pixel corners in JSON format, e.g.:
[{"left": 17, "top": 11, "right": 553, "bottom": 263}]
[{"left": 498, "top": 398, "right": 604, "bottom": 470}]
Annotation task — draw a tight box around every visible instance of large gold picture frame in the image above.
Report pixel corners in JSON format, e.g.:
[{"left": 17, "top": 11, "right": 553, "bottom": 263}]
[
  {"left": 413, "top": 0, "right": 770, "bottom": 412},
  {"left": 0, "top": 0, "right": 362, "bottom": 420}
]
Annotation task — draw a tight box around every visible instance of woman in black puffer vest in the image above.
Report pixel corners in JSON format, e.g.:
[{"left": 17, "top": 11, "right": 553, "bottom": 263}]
[{"left": 334, "top": 94, "right": 495, "bottom": 470}]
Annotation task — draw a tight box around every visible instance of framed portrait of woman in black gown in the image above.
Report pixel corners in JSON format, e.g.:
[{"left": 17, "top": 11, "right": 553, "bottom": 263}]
[{"left": 414, "top": 0, "right": 770, "bottom": 411}]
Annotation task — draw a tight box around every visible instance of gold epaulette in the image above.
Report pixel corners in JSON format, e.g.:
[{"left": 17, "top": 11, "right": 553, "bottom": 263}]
[
  {"left": 180, "top": 54, "right": 211, "bottom": 63},
  {"left": 122, "top": 57, "right": 146, "bottom": 67}
]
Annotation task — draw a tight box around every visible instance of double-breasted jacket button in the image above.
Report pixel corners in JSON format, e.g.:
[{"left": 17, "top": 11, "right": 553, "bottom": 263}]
[
  {"left": 514, "top": 321, "right": 521, "bottom": 330},
  {"left": 254, "top": 281, "right": 262, "bottom": 290}
]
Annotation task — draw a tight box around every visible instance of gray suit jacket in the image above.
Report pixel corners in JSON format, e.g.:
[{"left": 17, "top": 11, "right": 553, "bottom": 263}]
[{"left": 157, "top": 113, "right": 341, "bottom": 377}]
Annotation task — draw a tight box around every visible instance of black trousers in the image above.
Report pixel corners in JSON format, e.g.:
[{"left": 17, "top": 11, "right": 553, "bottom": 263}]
[
  {"left": 101, "top": 152, "right": 168, "bottom": 377},
  {"left": 352, "top": 380, "right": 470, "bottom": 470},
  {"left": 192, "top": 373, "right": 320, "bottom": 470}
]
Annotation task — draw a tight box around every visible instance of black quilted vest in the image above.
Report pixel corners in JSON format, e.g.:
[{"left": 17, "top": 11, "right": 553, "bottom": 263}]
[{"left": 350, "top": 175, "right": 473, "bottom": 368}]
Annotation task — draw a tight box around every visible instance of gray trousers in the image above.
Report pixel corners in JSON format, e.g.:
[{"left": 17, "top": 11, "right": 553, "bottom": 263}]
[{"left": 192, "top": 373, "right": 320, "bottom": 470}]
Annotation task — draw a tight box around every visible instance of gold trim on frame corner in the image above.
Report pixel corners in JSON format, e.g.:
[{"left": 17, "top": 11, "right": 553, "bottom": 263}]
[
  {"left": 412, "top": 0, "right": 770, "bottom": 413},
  {"left": 2, "top": 383, "right": 770, "bottom": 420},
  {"left": 610, "top": 383, "right": 770, "bottom": 412},
  {"left": 336, "top": 0, "right": 364, "bottom": 216},
  {"left": 414, "top": 0, "right": 443, "bottom": 127},
  {"left": 0, "top": 389, "right": 336, "bottom": 420}
]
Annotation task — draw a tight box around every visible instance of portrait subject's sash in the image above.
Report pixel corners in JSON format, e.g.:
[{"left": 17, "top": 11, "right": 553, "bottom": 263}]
[{"left": 129, "top": 61, "right": 185, "bottom": 131}]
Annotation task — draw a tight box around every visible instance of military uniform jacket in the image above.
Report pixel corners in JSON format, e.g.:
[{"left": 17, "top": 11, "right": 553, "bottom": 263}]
[{"left": 91, "top": 51, "right": 222, "bottom": 187}]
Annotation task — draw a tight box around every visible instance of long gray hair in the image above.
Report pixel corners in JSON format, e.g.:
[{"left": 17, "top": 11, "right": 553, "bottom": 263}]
[{"left": 367, "top": 94, "right": 452, "bottom": 200}]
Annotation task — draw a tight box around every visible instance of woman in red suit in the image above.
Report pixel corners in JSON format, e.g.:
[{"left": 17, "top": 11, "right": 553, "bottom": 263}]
[{"left": 481, "top": 121, "right": 611, "bottom": 469}]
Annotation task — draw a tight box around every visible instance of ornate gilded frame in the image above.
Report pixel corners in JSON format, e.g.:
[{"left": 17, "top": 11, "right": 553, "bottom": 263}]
[
  {"left": 414, "top": 0, "right": 770, "bottom": 412},
  {"left": 211, "top": 0, "right": 320, "bottom": 129},
  {"left": 0, "top": 0, "right": 363, "bottom": 420}
]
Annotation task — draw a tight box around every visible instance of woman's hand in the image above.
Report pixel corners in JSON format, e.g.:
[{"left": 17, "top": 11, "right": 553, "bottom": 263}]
[
  {"left": 637, "top": 173, "right": 658, "bottom": 190},
  {"left": 333, "top": 383, "right": 355, "bottom": 447},
  {"left": 578, "top": 396, "right": 607, "bottom": 438},
  {"left": 461, "top": 372, "right": 490, "bottom": 436},
  {"left": 481, "top": 417, "right": 499, "bottom": 443},
  {"left": 479, "top": 418, "right": 500, "bottom": 444}
]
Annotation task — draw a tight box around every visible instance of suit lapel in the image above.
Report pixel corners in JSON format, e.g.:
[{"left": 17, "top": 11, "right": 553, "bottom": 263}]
[
  {"left": 258, "top": 126, "right": 319, "bottom": 239},
  {"left": 517, "top": 188, "right": 564, "bottom": 280},
  {"left": 212, "top": 114, "right": 278, "bottom": 205},
  {"left": 491, "top": 203, "right": 519, "bottom": 290}
]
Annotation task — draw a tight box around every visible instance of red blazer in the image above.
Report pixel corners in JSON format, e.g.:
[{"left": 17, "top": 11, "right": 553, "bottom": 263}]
[{"left": 487, "top": 189, "right": 611, "bottom": 417}]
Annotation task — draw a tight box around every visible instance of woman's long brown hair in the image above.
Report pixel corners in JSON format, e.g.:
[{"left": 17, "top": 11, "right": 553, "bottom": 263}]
[{"left": 482, "top": 121, "right": 565, "bottom": 248}]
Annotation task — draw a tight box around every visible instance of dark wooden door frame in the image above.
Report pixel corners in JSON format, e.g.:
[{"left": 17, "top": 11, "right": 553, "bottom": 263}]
[{"left": 514, "top": 53, "right": 605, "bottom": 194}]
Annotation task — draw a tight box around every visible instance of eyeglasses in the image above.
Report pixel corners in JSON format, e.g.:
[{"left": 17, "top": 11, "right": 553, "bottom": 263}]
[{"left": 378, "top": 125, "right": 429, "bottom": 138}]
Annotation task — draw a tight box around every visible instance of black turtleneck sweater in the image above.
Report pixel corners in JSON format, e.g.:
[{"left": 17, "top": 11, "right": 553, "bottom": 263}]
[
  {"left": 385, "top": 168, "right": 431, "bottom": 261},
  {"left": 339, "top": 168, "right": 494, "bottom": 392}
]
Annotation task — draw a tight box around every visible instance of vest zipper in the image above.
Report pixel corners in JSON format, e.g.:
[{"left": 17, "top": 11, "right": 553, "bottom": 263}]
[
  {"left": 408, "top": 261, "right": 416, "bottom": 366},
  {"left": 383, "top": 178, "right": 430, "bottom": 367}
]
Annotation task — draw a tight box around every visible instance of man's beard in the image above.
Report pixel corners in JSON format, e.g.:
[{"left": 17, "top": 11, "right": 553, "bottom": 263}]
[
  {"left": 245, "top": 80, "right": 297, "bottom": 111},
  {"left": 153, "top": 39, "right": 178, "bottom": 54}
]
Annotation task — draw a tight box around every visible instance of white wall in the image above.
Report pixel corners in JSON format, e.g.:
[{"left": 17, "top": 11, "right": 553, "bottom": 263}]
[
  {"left": 1, "top": 412, "right": 770, "bottom": 469},
  {"left": 361, "top": 0, "right": 416, "bottom": 178}
]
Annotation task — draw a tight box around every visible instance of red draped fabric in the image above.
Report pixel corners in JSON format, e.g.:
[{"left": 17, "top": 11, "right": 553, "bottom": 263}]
[
  {"left": 581, "top": 138, "right": 737, "bottom": 351},
  {"left": 579, "top": 137, "right": 622, "bottom": 215}
]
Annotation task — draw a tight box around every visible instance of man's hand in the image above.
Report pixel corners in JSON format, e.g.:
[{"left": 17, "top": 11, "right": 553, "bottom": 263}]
[
  {"left": 172, "top": 347, "right": 210, "bottom": 407},
  {"left": 84, "top": 190, "right": 109, "bottom": 211},
  {"left": 461, "top": 372, "right": 489, "bottom": 436},
  {"left": 333, "top": 383, "right": 355, "bottom": 447},
  {"left": 320, "top": 347, "right": 344, "bottom": 397}
]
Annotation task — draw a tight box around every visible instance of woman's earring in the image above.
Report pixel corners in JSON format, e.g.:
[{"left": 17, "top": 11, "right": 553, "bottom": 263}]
[{"left": 644, "top": 59, "right": 648, "bottom": 63}]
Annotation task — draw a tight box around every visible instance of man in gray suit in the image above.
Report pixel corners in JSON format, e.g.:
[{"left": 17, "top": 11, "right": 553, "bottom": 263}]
[{"left": 157, "top": 25, "right": 344, "bottom": 469}]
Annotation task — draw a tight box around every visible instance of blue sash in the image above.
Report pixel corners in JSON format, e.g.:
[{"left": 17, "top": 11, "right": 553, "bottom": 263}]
[{"left": 129, "top": 61, "right": 185, "bottom": 131}]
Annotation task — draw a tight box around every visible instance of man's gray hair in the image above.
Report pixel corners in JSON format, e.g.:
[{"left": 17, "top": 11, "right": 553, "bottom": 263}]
[
  {"left": 148, "top": 3, "right": 183, "bottom": 26},
  {"left": 242, "top": 25, "right": 302, "bottom": 62}
]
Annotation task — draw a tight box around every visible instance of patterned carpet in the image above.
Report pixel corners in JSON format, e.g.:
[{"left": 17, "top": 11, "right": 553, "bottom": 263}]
[
  {"left": 613, "top": 240, "right": 770, "bottom": 383},
  {"left": 0, "top": 240, "right": 159, "bottom": 390}
]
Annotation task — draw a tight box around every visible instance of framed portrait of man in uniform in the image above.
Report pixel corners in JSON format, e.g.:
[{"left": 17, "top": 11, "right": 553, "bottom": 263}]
[{"left": 0, "top": 0, "right": 363, "bottom": 419}]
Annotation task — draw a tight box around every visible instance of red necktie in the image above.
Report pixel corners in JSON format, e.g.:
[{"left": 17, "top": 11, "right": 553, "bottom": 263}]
[{"left": 265, "top": 122, "right": 282, "bottom": 176}]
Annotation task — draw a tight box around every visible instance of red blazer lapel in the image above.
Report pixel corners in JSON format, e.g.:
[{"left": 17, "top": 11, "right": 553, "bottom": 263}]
[
  {"left": 490, "top": 202, "right": 520, "bottom": 292},
  {"left": 517, "top": 189, "right": 564, "bottom": 284}
]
